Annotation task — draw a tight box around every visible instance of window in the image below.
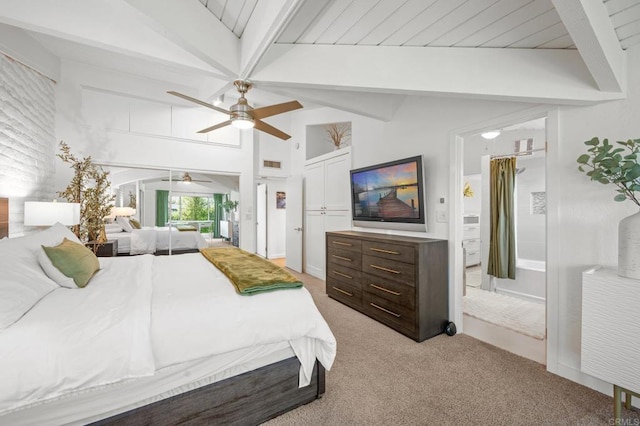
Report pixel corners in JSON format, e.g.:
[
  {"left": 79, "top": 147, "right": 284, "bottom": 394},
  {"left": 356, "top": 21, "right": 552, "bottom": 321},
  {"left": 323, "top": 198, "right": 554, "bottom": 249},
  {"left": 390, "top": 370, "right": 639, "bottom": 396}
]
[{"left": 170, "top": 195, "right": 216, "bottom": 233}]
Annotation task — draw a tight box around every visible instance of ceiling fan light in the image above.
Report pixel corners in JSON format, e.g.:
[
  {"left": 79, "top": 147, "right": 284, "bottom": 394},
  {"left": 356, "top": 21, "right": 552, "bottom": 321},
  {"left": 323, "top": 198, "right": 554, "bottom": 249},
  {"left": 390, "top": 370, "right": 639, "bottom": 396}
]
[
  {"left": 481, "top": 130, "right": 501, "bottom": 140},
  {"left": 232, "top": 117, "right": 255, "bottom": 129}
]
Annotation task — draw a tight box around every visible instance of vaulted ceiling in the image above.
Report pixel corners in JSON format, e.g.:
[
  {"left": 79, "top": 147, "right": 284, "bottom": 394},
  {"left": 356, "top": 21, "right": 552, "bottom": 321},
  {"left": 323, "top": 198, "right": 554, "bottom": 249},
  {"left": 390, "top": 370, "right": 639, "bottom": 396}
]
[{"left": 1, "top": 0, "right": 638, "bottom": 121}]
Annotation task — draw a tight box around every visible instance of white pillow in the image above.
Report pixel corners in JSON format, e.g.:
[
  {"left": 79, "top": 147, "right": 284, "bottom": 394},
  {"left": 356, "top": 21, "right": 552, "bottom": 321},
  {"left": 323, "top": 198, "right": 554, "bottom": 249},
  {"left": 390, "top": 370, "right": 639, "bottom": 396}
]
[
  {"left": 0, "top": 254, "right": 59, "bottom": 329},
  {"left": 0, "top": 222, "right": 80, "bottom": 328},
  {"left": 116, "top": 216, "right": 134, "bottom": 233},
  {"left": 105, "top": 223, "right": 124, "bottom": 234},
  {"left": 37, "top": 249, "right": 77, "bottom": 289}
]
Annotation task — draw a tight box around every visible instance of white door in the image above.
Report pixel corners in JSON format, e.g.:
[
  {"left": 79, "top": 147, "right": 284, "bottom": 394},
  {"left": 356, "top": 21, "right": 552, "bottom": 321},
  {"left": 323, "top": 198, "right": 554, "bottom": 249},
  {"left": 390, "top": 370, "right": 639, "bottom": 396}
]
[
  {"left": 304, "top": 210, "right": 325, "bottom": 279},
  {"left": 256, "top": 183, "right": 267, "bottom": 258},
  {"left": 304, "top": 161, "right": 325, "bottom": 211},
  {"left": 324, "top": 154, "right": 350, "bottom": 210},
  {"left": 286, "top": 176, "right": 303, "bottom": 272}
]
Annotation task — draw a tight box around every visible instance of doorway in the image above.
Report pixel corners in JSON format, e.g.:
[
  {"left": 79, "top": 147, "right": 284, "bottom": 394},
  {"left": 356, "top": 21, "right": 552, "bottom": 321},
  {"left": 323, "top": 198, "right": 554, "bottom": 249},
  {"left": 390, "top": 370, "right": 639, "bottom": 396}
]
[
  {"left": 457, "top": 115, "right": 547, "bottom": 364},
  {"left": 256, "top": 183, "right": 267, "bottom": 258}
]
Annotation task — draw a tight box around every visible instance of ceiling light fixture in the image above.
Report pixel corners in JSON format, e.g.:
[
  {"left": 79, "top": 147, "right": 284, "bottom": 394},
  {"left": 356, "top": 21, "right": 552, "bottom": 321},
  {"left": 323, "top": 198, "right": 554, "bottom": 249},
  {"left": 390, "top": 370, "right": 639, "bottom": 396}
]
[
  {"left": 231, "top": 115, "right": 255, "bottom": 129},
  {"left": 481, "top": 130, "right": 501, "bottom": 140}
]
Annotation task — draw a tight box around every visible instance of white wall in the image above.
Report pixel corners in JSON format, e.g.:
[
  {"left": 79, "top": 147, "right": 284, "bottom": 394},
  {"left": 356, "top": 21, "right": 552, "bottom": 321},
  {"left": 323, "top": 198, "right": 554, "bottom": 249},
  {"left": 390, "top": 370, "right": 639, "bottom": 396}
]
[
  {"left": 516, "top": 156, "right": 546, "bottom": 262},
  {"left": 0, "top": 51, "right": 57, "bottom": 236},
  {"left": 54, "top": 59, "right": 261, "bottom": 251},
  {"left": 549, "top": 45, "right": 640, "bottom": 389},
  {"left": 463, "top": 174, "right": 481, "bottom": 214}
]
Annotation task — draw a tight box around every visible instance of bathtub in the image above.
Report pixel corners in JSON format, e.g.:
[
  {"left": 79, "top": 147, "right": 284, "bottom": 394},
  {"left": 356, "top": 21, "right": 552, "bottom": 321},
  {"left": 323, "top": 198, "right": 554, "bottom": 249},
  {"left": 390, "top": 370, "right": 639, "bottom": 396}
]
[{"left": 494, "top": 258, "right": 546, "bottom": 303}]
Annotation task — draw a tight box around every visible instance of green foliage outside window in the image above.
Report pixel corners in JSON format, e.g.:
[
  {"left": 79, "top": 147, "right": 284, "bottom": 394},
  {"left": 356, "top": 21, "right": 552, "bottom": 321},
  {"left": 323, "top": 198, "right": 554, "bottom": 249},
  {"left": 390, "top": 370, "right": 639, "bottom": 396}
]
[{"left": 171, "top": 195, "right": 216, "bottom": 234}]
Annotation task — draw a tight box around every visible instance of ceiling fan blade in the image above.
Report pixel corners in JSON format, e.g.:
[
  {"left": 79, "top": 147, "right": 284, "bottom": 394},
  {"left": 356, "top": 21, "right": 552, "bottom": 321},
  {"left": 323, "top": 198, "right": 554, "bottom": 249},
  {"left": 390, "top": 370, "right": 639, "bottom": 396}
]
[
  {"left": 251, "top": 100, "right": 303, "bottom": 120},
  {"left": 254, "top": 119, "right": 292, "bottom": 140},
  {"left": 167, "top": 91, "right": 230, "bottom": 115},
  {"left": 197, "top": 120, "right": 232, "bottom": 134}
]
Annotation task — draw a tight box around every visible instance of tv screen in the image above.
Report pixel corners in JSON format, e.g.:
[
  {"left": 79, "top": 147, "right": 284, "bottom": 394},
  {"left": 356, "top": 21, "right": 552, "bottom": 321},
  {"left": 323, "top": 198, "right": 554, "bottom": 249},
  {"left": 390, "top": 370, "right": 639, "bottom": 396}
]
[{"left": 350, "top": 156, "right": 426, "bottom": 232}]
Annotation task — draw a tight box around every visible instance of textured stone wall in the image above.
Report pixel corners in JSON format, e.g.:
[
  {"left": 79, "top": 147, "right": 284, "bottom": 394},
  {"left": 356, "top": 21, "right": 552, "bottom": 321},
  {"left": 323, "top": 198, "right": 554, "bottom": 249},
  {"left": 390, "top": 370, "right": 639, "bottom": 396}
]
[{"left": 0, "top": 53, "right": 56, "bottom": 236}]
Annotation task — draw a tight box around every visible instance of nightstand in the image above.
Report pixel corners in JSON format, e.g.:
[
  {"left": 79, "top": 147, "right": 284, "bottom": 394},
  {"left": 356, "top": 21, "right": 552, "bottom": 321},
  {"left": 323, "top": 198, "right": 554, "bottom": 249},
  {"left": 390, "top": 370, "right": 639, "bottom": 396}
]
[{"left": 86, "top": 240, "right": 118, "bottom": 257}]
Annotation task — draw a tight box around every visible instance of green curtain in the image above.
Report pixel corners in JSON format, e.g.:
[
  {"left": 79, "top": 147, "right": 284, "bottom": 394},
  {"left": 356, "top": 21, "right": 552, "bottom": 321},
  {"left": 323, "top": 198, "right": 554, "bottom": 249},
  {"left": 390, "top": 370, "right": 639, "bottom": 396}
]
[
  {"left": 213, "top": 193, "right": 224, "bottom": 238},
  {"left": 156, "top": 190, "right": 169, "bottom": 227},
  {"left": 487, "top": 157, "right": 516, "bottom": 280}
]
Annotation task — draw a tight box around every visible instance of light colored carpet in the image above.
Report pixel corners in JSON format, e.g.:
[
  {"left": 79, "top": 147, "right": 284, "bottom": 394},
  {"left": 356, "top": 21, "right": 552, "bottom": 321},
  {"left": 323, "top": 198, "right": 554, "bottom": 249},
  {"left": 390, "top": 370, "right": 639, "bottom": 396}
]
[
  {"left": 464, "top": 287, "right": 545, "bottom": 340},
  {"left": 264, "top": 271, "right": 639, "bottom": 425}
]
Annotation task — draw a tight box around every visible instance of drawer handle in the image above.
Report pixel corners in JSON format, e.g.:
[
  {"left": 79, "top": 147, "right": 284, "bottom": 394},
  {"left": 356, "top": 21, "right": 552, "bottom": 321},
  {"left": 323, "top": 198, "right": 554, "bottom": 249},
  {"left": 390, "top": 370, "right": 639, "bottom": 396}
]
[
  {"left": 332, "top": 286, "right": 353, "bottom": 297},
  {"left": 370, "top": 247, "right": 400, "bottom": 255},
  {"left": 332, "top": 254, "right": 353, "bottom": 262},
  {"left": 370, "top": 264, "right": 400, "bottom": 275},
  {"left": 333, "top": 241, "right": 353, "bottom": 247},
  {"left": 370, "top": 303, "right": 401, "bottom": 318},
  {"left": 333, "top": 270, "right": 353, "bottom": 280},
  {"left": 370, "top": 284, "right": 401, "bottom": 296}
]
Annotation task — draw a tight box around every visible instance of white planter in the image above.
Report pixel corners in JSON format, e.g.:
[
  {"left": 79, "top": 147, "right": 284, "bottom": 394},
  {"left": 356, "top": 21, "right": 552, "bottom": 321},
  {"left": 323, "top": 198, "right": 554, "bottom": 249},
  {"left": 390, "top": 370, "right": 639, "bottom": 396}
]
[{"left": 618, "top": 210, "right": 640, "bottom": 279}]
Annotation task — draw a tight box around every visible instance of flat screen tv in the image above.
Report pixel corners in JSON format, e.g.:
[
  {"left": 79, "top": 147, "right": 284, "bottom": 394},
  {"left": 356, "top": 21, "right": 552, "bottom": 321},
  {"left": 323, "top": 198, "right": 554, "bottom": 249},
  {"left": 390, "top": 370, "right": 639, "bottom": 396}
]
[{"left": 350, "top": 155, "right": 427, "bottom": 232}]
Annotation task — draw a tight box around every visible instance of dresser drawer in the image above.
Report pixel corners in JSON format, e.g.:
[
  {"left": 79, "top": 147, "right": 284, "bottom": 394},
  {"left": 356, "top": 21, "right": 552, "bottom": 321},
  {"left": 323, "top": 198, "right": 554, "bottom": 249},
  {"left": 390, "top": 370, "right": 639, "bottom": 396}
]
[
  {"left": 363, "top": 292, "right": 415, "bottom": 335},
  {"left": 327, "top": 235, "right": 362, "bottom": 253},
  {"left": 362, "top": 240, "right": 414, "bottom": 264},
  {"left": 327, "top": 247, "right": 363, "bottom": 270},
  {"left": 363, "top": 273, "right": 415, "bottom": 309},
  {"left": 362, "top": 254, "right": 415, "bottom": 286},
  {"left": 327, "top": 279, "right": 362, "bottom": 309},
  {"left": 327, "top": 263, "right": 362, "bottom": 287}
]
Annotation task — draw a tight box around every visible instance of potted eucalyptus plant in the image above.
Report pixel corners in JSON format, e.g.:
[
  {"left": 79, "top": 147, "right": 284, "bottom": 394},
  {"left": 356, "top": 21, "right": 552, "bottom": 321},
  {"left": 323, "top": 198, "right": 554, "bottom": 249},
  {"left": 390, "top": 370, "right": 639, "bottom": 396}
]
[
  {"left": 57, "top": 141, "right": 115, "bottom": 247},
  {"left": 577, "top": 136, "right": 640, "bottom": 279}
]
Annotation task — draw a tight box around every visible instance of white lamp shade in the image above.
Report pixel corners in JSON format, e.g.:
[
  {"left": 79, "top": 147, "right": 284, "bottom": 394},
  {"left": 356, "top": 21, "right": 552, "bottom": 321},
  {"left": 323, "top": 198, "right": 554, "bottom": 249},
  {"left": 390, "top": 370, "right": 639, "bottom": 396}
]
[
  {"left": 24, "top": 202, "right": 80, "bottom": 226},
  {"left": 112, "top": 207, "right": 135, "bottom": 217}
]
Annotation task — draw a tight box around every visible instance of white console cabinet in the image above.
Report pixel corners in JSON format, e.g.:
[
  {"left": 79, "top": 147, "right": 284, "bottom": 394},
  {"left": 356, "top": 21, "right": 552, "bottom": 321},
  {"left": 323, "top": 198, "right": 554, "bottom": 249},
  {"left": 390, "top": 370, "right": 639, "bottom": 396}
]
[{"left": 581, "top": 266, "right": 640, "bottom": 419}]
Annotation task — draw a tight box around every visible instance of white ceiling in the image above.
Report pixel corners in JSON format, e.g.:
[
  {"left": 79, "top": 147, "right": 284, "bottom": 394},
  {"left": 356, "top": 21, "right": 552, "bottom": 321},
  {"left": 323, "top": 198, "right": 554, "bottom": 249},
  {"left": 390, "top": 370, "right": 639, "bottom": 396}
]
[{"left": 0, "top": 0, "right": 638, "bottom": 120}]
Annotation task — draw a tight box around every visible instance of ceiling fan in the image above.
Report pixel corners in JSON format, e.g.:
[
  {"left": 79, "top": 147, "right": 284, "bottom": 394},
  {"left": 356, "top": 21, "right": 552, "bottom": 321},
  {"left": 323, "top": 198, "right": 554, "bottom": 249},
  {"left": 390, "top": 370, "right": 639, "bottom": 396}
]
[
  {"left": 162, "top": 172, "right": 210, "bottom": 184},
  {"left": 168, "top": 80, "right": 303, "bottom": 140}
]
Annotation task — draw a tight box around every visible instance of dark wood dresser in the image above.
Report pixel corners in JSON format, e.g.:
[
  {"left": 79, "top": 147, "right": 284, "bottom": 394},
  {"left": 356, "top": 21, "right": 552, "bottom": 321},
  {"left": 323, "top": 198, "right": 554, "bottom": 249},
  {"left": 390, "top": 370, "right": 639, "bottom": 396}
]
[{"left": 326, "top": 231, "right": 448, "bottom": 342}]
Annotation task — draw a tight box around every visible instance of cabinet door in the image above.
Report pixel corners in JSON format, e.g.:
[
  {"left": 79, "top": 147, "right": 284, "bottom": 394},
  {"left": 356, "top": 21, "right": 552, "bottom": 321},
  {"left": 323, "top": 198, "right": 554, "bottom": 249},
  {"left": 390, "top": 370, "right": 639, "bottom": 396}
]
[
  {"left": 324, "top": 210, "right": 351, "bottom": 233},
  {"left": 304, "top": 210, "right": 325, "bottom": 279},
  {"left": 324, "top": 154, "right": 351, "bottom": 211},
  {"left": 304, "top": 161, "right": 325, "bottom": 211}
]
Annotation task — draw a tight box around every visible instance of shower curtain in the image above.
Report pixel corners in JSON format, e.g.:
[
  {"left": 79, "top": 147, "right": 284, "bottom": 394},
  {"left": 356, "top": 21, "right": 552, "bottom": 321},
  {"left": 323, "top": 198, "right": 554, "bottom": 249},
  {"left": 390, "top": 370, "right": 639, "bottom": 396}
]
[{"left": 487, "top": 157, "right": 516, "bottom": 280}]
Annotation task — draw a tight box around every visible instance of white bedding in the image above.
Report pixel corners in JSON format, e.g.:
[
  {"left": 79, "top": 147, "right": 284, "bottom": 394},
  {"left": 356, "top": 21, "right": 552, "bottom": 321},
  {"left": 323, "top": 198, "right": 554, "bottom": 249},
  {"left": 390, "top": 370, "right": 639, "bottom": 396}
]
[
  {"left": 107, "top": 227, "right": 208, "bottom": 255},
  {"left": 0, "top": 249, "right": 336, "bottom": 419}
]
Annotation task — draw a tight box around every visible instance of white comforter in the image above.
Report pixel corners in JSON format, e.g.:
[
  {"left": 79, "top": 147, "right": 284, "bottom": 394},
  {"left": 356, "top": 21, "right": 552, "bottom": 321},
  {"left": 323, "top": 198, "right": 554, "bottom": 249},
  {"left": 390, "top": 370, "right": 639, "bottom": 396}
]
[
  {"left": 0, "top": 255, "right": 155, "bottom": 414},
  {"left": 129, "top": 227, "right": 208, "bottom": 255},
  {"left": 0, "top": 253, "right": 336, "bottom": 415}
]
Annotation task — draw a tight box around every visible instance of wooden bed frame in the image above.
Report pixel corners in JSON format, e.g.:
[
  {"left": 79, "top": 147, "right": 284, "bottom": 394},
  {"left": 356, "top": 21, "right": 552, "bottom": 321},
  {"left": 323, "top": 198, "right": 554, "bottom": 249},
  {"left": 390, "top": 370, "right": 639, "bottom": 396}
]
[{"left": 91, "top": 358, "right": 325, "bottom": 425}]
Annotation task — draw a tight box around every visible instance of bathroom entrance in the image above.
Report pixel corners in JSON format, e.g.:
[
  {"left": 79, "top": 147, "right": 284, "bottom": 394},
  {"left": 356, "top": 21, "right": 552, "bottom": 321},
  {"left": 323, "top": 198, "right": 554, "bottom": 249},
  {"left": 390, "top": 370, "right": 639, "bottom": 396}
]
[{"left": 460, "top": 116, "right": 547, "bottom": 364}]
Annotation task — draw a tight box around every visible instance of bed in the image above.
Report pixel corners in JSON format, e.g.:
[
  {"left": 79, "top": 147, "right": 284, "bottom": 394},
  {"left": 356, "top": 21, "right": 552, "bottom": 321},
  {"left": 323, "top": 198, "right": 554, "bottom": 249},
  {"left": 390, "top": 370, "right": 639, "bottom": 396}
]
[
  {"left": 105, "top": 221, "right": 209, "bottom": 255},
  {"left": 0, "top": 223, "right": 336, "bottom": 425}
]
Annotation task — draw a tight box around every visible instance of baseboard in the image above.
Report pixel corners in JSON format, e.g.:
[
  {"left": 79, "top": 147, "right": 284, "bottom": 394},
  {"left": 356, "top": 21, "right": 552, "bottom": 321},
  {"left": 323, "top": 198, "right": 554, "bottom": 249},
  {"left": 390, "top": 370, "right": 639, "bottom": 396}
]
[
  {"left": 495, "top": 288, "right": 545, "bottom": 304},
  {"left": 268, "top": 252, "right": 285, "bottom": 259}
]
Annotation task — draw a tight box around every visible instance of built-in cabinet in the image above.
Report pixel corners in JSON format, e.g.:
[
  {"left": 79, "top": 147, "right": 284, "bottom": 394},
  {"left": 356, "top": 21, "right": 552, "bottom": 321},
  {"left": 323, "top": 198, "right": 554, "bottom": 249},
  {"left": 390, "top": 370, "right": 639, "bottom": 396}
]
[
  {"left": 463, "top": 214, "right": 481, "bottom": 267},
  {"left": 304, "top": 148, "right": 351, "bottom": 279}
]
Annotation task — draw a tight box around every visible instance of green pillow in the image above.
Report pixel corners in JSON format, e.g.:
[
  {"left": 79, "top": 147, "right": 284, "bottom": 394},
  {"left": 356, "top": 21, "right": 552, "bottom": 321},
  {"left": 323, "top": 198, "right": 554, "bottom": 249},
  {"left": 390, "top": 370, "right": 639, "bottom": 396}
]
[
  {"left": 129, "top": 218, "right": 141, "bottom": 229},
  {"left": 42, "top": 238, "right": 100, "bottom": 288}
]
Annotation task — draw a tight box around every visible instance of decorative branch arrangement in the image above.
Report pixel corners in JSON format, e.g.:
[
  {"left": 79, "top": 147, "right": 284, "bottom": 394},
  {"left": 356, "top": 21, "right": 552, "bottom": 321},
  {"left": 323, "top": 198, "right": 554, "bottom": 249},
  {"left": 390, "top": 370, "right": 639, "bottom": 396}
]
[
  {"left": 577, "top": 137, "right": 640, "bottom": 206},
  {"left": 324, "top": 123, "right": 351, "bottom": 149},
  {"left": 57, "top": 141, "right": 115, "bottom": 244}
]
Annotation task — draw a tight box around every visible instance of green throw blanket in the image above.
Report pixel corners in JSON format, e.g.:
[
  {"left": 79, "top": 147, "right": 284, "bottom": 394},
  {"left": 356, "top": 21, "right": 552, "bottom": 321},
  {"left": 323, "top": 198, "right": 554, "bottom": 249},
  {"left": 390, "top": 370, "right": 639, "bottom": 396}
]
[
  {"left": 176, "top": 224, "right": 197, "bottom": 232},
  {"left": 200, "top": 247, "right": 303, "bottom": 295}
]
